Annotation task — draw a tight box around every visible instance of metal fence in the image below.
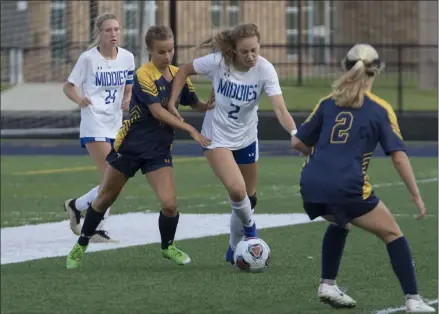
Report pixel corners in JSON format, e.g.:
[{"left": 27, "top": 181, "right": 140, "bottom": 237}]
[{"left": 1, "top": 0, "right": 437, "bottom": 112}]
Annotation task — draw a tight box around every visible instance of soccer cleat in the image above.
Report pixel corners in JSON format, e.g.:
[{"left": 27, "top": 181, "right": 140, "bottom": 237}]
[
  {"left": 63, "top": 198, "right": 82, "bottom": 235},
  {"left": 406, "top": 296, "right": 436, "bottom": 313},
  {"left": 66, "top": 243, "right": 88, "bottom": 269},
  {"left": 89, "top": 230, "right": 120, "bottom": 244},
  {"left": 161, "top": 242, "right": 191, "bottom": 265},
  {"left": 225, "top": 246, "right": 235, "bottom": 265},
  {"left": 243, "top": 222, "right": 257, "bottom": 238},
  {"left": 318, "top": 283, "right": 357, "bottom": 308}
]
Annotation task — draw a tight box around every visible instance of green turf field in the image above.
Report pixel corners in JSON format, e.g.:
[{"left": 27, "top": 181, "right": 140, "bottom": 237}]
[
  {"left": 1, "top": 155, "right": 437, "bottom": 313},
  {"left": 185, "top": 74, "right": 438, "bottom": 112}
]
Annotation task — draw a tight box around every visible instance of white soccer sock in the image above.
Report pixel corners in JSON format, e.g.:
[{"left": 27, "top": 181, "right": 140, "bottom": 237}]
[
  {"left": 96, "top": 207, "right": 110, "bottom": 231},
  {"left": 229, "top": 195, "right": 254, "bottom": 227},
  {"left": 75, "top": 185, "right": 100, "bottom": 212},
  {"left": 229, "top": 207, "right": 255, "bottom": 250},
  {"left": 229, "top": 210, "right": 243, "bottom": 250}
]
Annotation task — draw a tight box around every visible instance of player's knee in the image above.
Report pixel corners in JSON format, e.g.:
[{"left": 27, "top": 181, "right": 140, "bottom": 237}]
[
  {"left": 94, "top": 187, "right": 119, "bottom": 212},
  {"left": 249, "top": 193, "right": 257, "bottom": 209},
  {"left": 161, "top": 200, "right": 178, "bottom": 217},
  {"left": 228, "top": 186, "right": 247, "bottom": 203},
  {"left": 377, "top": 225, "right": 403, "bottom": 244}
]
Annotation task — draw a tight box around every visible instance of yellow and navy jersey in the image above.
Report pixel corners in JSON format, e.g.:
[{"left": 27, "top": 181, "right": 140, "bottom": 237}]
[
  {"left": 113, "top": 62, "right": 198, "bottom": 158},
  {"left": 296, "top": 91, "right": 406, "bottom": 203}
]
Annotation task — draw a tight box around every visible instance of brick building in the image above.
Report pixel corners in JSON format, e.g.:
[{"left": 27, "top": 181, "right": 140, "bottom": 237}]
[{"left": 1, "top": 0, "right": 435, "bottom": 84}]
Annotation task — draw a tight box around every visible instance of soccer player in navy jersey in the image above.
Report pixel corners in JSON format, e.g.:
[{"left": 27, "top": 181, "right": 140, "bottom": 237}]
[
  {"left": 292, "top": 44, "right": 434, "bottom": 312},
  {"left": 66, "top": 26, "right": 213, "bottom": 269},
  {"left": 292, "top": 44, "right": 435, "bottom": 313}
]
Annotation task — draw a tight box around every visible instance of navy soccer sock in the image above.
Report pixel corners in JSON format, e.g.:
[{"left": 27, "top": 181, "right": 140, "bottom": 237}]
[
  {"left": 77, "top": 205, "right": 106, "bottom": 246},
  {"left": 159, "top": 211, "right": 180, "bottom": 250},
  {"left": 386, "top": 236, "right": 418, "bottom": 295},
  {"left": 321, "top": 224, "right": 349, "bottom": 282}
]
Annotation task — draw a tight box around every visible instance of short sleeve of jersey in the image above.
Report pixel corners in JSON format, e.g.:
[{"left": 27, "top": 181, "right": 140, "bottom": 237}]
[
  {"left": 261, "top": 62, "right": 282, "bottom": 97},
  {"left": 136, "top": 70, "right": 160, "bottom": 106},
  {"left": 193, "top": 53, "right": 222, "bottom": 80},
  {"left": 296, "top": 101, "right": 324, "bottom": 147},
  {"left": 378, "top": 107, "right": 407, "bottom": 155},
  {"left": 67, "top": 53, "right": 88, "bottom": 87},
  {"left": 180, "top": 78, "right": 199, "bottom": 107},
  {"left": 126, "top": 54, "right": 135, "bottom": 85}
]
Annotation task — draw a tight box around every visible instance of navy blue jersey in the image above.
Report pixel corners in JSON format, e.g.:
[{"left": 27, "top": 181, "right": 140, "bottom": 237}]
[
  {"left": 113, "top": 62, "right": 198, "bottom": 159},
  {"left": 296, "top": 91, "right": 406, "bottom": 203}
]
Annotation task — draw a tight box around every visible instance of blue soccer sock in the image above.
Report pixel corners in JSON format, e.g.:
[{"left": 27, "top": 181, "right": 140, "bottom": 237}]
[
  {"left": 386, "top": 236, "right": 418, "bottom": 295},
  {"left": 321, "top": 224, "right": 349, "bottom": 282}
]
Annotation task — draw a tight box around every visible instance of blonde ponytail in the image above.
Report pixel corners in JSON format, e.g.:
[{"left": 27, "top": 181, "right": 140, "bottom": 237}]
[{"left": 332, "top": 44, "right": 383, "bottom": 108}]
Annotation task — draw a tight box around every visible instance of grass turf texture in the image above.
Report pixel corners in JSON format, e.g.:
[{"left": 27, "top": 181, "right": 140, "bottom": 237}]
[{"left": 1, "top": 155, "right": 437, "bottom": 313}]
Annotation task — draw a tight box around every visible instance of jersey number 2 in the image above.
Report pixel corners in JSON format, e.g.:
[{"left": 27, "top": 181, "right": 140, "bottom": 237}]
[
  {"left": 227, "top": 103, "right": 241, "bottom": 120},
  {"left": 330, "top": 112, "right": 353, "bottom": 144},
  {"left": 105, "top": 90, "right": 117, "bottom": 104}
]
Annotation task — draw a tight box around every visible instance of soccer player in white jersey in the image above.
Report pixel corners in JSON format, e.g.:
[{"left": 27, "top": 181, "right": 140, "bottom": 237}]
[
  {"left": 167, "top": 23, "right": 298, "bottom": 264},
  {"left": 62, "top": 13, "right": 135, "bottom": 243}
]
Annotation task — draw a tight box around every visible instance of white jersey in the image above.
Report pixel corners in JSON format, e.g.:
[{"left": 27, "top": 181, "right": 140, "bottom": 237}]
[
  {"left": 193, "top": 52, "right": 282, "bottom": 150},
  {"left": 67, "top": 47, "right": 135, "bottom": 139}
]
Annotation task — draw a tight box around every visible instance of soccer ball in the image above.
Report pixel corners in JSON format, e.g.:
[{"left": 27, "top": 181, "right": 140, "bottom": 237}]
[{"left": 233, "top": 237, "right": 271, "bottom": 272}]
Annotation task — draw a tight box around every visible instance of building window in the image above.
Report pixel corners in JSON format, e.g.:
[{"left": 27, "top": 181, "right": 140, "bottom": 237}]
[
  {"left": 50, "top": 0, "right": 68, "bottom": 61},
  {"left": 285, "top": 0, "right": 334, "bottom": 63},
  {"left": 124, "top": 0, "right": 139, "bottom": 55},
  {"left": 285, "top": 0, "right": 298, "bottom": 58},
  {"left": 211, "top": 0, "right": 240, "bottom": 28}
]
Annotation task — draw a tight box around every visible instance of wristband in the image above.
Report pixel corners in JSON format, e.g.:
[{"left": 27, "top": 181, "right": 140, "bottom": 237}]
[{"left": 290, "top": 129, "right": 297, "bottom": 137}]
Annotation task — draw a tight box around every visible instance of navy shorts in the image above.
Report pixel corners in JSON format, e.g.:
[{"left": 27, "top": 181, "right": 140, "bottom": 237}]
[
  {"left": 204, "top": 141, "right": 259, "bottom": 164},
  {"left": 80, "top": 137, "right": 115, "bottom": 148},
  {"left": 303, "top": 196, "right": 379, "bottom": 227},
  {"left": 106, "top": 149, "right": 173, "bottom": 178}
]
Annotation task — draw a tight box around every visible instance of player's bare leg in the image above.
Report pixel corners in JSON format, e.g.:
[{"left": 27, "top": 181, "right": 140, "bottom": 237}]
[
  {"left": 146, "top": 166, "right": 190, "bottom": 265},
  {"left": 64, "top": 141, "right": 117, "bottom": 242},
  {"left": 351, "top": 202, "right": 435, "bottom": 312},
  {"left": 317, "top": 215, "right": 356, "bottom": 308},
  {"left": 66, "top": 166, "right": 128, "bottom": 269},
  {"left": 224, "top": 162, "right": 259, "bottom": 263},
  {"left": 205, "top": 148, "right": 257, "bottom": 265}
]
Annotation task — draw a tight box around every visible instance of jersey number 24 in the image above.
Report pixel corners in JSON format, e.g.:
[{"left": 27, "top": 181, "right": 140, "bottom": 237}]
[
  {"left": 105, "top": 90, "right": 117, "bottom": 104},
  {"left": 330, "top": 112, "right": 353, "bottom": 144}
]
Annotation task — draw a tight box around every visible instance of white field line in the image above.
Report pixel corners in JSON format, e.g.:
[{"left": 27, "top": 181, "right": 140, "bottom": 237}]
[
  {"left": 374, "top": 298, "right": 438, "bottom": 314},
  {"left": 0, "top": 213, "right": 324, "bottom": 265}
]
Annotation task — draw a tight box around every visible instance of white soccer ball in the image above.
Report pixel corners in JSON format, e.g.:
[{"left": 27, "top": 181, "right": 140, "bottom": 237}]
[{"left": 233, "top": 237, "right": 271, "bottom": 272}]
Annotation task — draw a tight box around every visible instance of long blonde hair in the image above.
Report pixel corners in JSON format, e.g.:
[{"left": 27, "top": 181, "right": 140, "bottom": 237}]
[
  {"left": 87, "top": 13, "right": 118, "bottom": 50},
  {"left": 195, "top": 23, "right": 260, "bottom": 68},
  {"left": 332, "top": 44, "right": 384, "bottom": 108}
]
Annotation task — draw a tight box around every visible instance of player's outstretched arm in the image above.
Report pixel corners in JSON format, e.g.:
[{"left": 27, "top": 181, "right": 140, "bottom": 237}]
[
  {"left": 168, "top": 63, "right": 198, "bottom": 119},
  {"left": 269, "top": 94, "right": 297, "bottom": 136},
  {"left": 192, "top": 88, "right": 215, "bottom": 112},
  {"left": 291, "top": 136, "right": 312, "bottom": 156},
  {"left": 390, "top": 151, "right": 426, "bottom": 219},
  {"left": 149, "top": 102, "right": 211, "bottom": 148}
]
